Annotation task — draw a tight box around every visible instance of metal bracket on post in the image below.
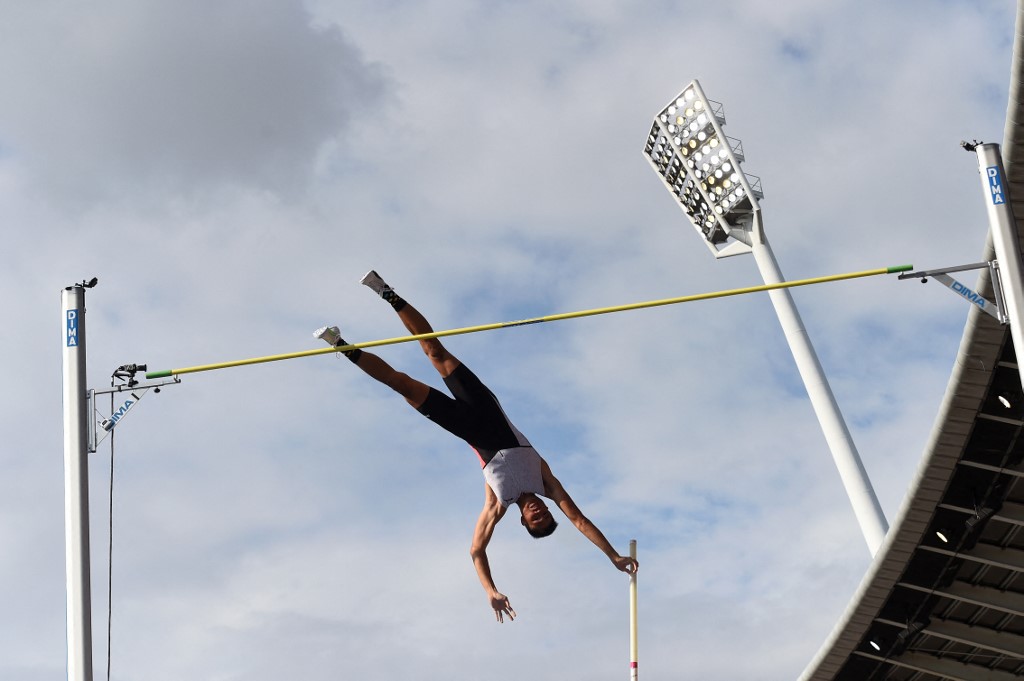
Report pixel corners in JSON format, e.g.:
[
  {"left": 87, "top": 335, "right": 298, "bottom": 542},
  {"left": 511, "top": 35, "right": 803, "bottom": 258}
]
[
  {"left": 898, "top": 261, "right": 1009, "bottom": 324},
  {"left": 87, "top": 364, "right": 180, "bottom": 453}
]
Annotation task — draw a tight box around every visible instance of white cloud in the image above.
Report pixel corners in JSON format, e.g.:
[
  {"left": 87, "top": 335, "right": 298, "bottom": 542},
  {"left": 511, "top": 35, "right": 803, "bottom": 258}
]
[{"left": 0, "top": 0, "right": 389, "bottom": 204}]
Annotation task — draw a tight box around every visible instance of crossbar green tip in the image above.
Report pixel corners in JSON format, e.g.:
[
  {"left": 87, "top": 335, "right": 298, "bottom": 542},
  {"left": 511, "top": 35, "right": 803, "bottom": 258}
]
[{"left": 143, "top": 263, "right": 913, "bottom": 380}]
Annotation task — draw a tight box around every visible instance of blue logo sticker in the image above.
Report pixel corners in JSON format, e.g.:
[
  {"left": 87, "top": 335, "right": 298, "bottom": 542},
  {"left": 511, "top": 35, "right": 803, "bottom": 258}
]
[
  {"left": 951, "top": 280, "right": 987, "bottom": 309},
  {"left": 987, "top": 166, "right": 1006, "bottom": 205},
  {"left": 66, "top": 310, "right": 79, "bottom": 347}
]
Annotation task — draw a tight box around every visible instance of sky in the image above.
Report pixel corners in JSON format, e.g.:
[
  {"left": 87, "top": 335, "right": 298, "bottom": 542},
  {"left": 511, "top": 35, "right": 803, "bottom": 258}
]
[{"left": 0, "top": 1, "right": 1018, "bottom": 679}]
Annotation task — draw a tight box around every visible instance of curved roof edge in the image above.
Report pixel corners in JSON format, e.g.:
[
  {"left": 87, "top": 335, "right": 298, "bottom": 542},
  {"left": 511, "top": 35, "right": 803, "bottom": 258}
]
[{"left": 797, "top": 301, "right": 1004, "bottom": 680}]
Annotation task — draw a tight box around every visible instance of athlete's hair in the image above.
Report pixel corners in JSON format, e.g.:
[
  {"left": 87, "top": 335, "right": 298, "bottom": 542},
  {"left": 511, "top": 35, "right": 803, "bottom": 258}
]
[{"left": 525, "top": 518, "right": 558, "bottom": 539}]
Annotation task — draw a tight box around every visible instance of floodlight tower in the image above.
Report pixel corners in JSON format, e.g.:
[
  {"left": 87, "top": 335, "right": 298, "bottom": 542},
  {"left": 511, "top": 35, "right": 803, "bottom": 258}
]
[{"left": 644, "top": 80, "right": 888, "bottom": 556}]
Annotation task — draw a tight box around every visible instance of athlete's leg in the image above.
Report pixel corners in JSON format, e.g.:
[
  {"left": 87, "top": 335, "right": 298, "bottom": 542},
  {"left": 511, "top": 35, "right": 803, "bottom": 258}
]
[
  {"left": 395, "top": 301, "right": 461, "bottom": 378},
  {"left": 314, "top": 325, "right": 429, "bottom": 407},
  {"left": 353, "top": 351, "right": 431, "bottom": 408},
  {"left": 361, "top": 270, "right": 460, "bottom": 378}
]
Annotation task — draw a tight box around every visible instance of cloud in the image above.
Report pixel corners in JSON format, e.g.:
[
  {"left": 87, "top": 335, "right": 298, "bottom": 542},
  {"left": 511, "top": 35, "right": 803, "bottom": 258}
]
[{"left": 0, "top": 0, "right": 390, "bottom": 204}]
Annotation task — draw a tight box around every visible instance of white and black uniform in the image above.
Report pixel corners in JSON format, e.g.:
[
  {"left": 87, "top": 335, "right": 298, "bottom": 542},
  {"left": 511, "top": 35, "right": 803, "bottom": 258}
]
[{"left": 417, "top": 363, "right": 545, "bottom": 507}]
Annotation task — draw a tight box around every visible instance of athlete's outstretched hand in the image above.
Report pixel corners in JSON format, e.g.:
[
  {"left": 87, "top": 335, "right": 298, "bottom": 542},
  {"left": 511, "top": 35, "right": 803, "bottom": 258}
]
[
  {"left": 490, "top": 592, "right": 516, "bottom": 623},
  {"left": 612, "top": 555, "right": 639, "bottom": 574}
]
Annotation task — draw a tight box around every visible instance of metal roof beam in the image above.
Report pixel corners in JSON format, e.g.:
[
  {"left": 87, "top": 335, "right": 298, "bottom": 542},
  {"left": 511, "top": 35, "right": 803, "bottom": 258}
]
[
  {"left": 937, "top": 500, "right": 1024, "bottom": 527},
  {"left": 925, "top": 619, "right": 1024, "bottom": 659},
  {"left": 876, "top": 617, "right": 1024, "bottom": 658},
  {"left": 853, "top": 649, "right": 1021, "bottom": 681},
  {"left": 919, "top": 543, "right": 1024, "bottom": 572},
  {"left": 958, "top": 459, "right": 1024, "bottom": 478},
  {"left": 898, "top": 580, "right": 1024, "bottom": 617},
  {"left": 975, "top": 412, "right": 1024, "bottom": 427}
]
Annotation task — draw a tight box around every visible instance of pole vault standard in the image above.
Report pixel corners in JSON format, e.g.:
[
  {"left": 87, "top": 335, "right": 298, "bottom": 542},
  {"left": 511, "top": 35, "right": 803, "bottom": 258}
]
[
  {"left": 971, "top": 142, "right": 1024, "bottom": 392},
  {"left": 145, "top": 265, "right": 911, "bottom": 380},
  {"left": 62, "top": 281, "right": 96, "bottom": 681}
]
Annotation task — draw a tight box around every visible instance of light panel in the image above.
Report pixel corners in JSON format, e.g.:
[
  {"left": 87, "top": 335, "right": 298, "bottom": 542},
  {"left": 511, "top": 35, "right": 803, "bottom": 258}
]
[
  {"left": 644, "top": 123, "right": 727, "bottom": 244},
  {"left": 644, "top": 80, "right": 764, "bottom": 257}
]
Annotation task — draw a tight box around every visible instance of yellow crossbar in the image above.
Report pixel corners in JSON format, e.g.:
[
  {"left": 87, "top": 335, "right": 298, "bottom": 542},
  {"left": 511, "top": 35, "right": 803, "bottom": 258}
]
[{"left": 145, "top": 264, "right": 912, "bottom": 379}]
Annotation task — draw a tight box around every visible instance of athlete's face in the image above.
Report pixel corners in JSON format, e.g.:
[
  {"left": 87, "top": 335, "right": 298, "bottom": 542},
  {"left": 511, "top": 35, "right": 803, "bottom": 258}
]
[{"left": 520, "top": 496, "right": 553, "bottom": 530}]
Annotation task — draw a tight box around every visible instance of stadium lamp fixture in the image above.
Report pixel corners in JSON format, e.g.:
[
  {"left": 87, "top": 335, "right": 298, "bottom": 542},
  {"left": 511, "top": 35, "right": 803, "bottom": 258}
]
[
  {"left": 994, "top": 384, "right": 1020, "bottom": 410},
  {"left": 644, "top": 79, "right": 889, "bottom": 557},
  {"left": 644, "top": 81, "right": 763, "bottom": 258},
  {"left": 964, "top": 507, "right": 996, "bottom": 534},
  {"left": 965, "top": 494, "right": 1002, "bottom": 534}
]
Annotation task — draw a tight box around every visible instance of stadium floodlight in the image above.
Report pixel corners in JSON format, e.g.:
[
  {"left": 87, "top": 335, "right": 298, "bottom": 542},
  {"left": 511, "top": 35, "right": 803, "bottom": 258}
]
[
  {"left": 644, "top": 82, "right": 764, "bottom": 258},
  {"left": 645, "top": 79, "right": 889, "bottom": 556}
]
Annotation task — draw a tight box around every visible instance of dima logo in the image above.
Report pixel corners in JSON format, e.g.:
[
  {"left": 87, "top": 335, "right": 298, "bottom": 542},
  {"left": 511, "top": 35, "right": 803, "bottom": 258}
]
[
  {"left": 66, "top": 310, "right": 79, "bottom": 347},
  {"left": 987, "top": 166, "right": 1005, "bottom": 206},
  {"left": 951, "top": 280, "right": 987, "bottom": 309},
  {"left": 102, "top": 399, "right": 134, "bottom": 431}
]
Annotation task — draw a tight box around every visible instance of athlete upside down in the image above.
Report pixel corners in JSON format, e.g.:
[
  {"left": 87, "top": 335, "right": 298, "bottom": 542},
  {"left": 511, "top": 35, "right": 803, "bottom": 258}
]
[{"left": 315, "top": 271, "right": 638, "bottom": 622}]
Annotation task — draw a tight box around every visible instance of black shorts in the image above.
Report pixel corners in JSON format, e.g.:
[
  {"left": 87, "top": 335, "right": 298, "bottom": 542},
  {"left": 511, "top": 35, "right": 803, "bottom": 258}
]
[{"left": 416, "top": 363, "right": 524, "bottom": 465}]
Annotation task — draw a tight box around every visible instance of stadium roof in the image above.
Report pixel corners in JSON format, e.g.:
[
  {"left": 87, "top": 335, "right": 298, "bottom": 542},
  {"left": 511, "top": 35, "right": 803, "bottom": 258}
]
[{"left": 797, "top": 6, "right": 1024, "bottom": 680}]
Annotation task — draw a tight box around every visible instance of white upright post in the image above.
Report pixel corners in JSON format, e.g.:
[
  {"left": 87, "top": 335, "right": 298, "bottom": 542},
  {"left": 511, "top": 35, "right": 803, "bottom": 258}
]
[
  {"left": 62, "top": 284, "right": 94, "bottom": 681},
  {"left": 749, "top": 216, "right": 889, "bottom": 556},
  {"left": 629, "top": 539, "right": 638, "bottom": 681},
  {"left": 975, "top": 144, "right": 1024, "bottom": 393}
]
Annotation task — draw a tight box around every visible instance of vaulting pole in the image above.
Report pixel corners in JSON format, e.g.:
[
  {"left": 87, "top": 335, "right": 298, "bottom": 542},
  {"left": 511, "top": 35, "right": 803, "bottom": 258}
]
[
  {"left": 146, "top": 265, "right": 912, "bottom": 379},
  {"left": 629, "top": 539, "right": 638, "bottom": 681},
  {"left": 62, "top": 284, "right": 94, "bottom": 681}
]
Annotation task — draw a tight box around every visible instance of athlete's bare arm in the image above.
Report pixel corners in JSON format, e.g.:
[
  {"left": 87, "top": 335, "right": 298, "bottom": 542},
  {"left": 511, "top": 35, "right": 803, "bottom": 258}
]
[
  {"left": 470, "top": 484, "right": 514, "bottom": 622},
  {"left": 540, "top": 459, "right": 638, "bottom": 574}
]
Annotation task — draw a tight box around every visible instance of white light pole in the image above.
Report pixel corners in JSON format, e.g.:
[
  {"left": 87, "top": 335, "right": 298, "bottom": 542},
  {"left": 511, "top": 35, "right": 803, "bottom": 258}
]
[
  {"left": 643, "top": 80, "right": 888, "bottom": 556},
  {"left": 62, "top": 282, "right": 95, "bottom": 681}
]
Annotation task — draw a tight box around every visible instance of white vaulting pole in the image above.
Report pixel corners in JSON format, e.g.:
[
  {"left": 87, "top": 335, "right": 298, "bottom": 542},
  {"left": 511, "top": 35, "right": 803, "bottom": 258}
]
[
  {"left": 62, "top": 285, "right": 94, "bottom": 681},
  {"left": 629, "top": 539, "right": 638, "bottom": 681}
]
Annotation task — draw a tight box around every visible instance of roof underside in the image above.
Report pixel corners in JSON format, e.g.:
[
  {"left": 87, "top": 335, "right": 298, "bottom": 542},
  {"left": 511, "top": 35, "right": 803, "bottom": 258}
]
[{"left": 798, "top": 5, "right": 1024, "bottom": 680}]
